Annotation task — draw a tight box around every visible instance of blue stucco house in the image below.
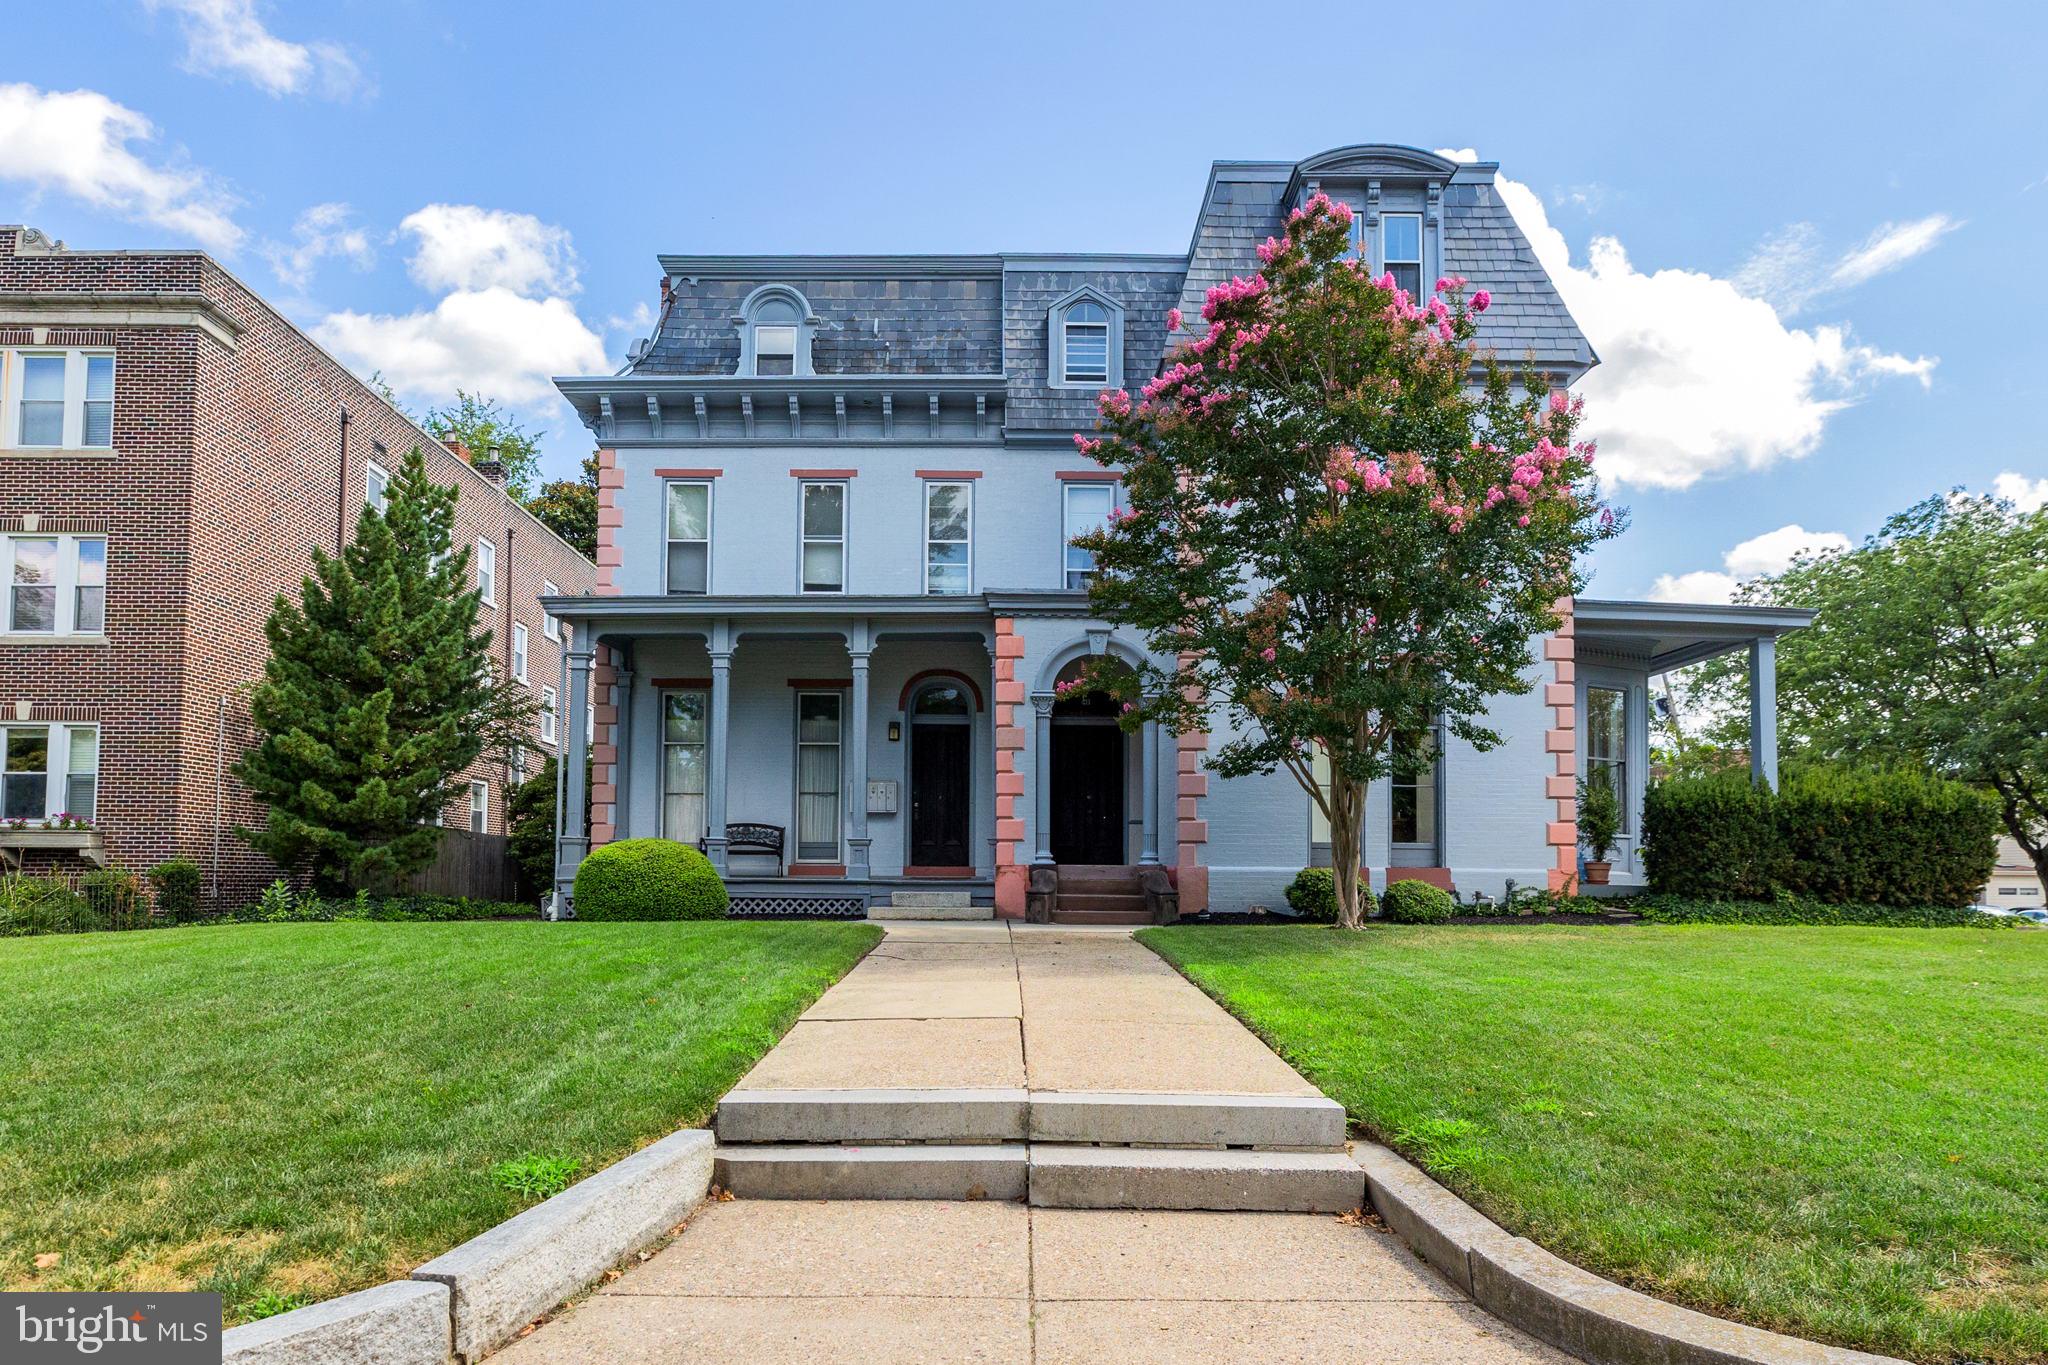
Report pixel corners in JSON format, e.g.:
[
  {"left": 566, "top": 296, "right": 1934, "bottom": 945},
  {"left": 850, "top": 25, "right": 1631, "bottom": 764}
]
[{"left": 542, "top": 144, "right": 1806, "bottom": 920}]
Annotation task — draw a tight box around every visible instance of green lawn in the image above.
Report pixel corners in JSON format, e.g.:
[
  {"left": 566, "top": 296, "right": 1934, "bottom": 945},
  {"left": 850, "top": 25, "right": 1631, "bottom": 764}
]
[
  {"left": 1138, "top": 923, "right": 2048, "bottom": 1365},
  {"left": 0, "top": 920, "right": 878, "bottom": 1321}
]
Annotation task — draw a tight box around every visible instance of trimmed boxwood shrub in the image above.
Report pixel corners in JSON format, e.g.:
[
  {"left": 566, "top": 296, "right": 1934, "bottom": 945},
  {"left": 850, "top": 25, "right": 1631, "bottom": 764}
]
[
  {"left": 148, "top": 858, "right": 203, "bottom": 921},
  {"left": 1642, "top": 767, "right": 1999, "bottom": 908},
  {"left": 1382, "top": 878, "right": 1455, "bottom": 924},
  {"left": 572, "top": 839, "right": 729, "bottom": 921},
  {"left": 1283, "top": 867, "right": 1374, "bottom": 923}
]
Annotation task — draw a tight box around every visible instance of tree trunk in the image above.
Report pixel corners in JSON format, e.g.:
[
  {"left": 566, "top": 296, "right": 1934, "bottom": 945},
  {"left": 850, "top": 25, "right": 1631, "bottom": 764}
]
[{"left": 1330, "top": 775, "right": 1367, "bottom": 929}]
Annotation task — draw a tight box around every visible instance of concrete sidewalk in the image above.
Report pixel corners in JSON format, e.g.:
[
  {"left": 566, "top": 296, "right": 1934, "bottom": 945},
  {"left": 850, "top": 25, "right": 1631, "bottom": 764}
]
[
  {"left": 490, "top": 1200, "right": 1573, "bottom": 1364},
  {"left": 732, "top": 922, "right": 1321, "bottom": 1097}
]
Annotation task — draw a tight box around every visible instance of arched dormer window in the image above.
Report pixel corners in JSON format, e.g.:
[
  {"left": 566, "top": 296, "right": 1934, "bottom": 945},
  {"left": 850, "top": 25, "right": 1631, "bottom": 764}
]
[
  {"left": 734, "top": 285, "right": 816, "bottom": 377},
  {"left": 1047, "top": 287, "right": 1124, "bottom": 390}
]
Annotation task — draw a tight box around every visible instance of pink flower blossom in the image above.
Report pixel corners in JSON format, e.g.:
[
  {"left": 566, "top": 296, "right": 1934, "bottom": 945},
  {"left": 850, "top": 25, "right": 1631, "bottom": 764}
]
[
  {"left": 1517, "top": 515, "right": 1531, "bottom": 528},
  {"left": 1166, "top": 307, "right": 1182, "bottom": 332},
  {"left": 1470, "top": 290, "right": 1491, "bottom": 312},
  {"left": 1260, "top": 647, "right": 1276, "bottom": 662},
  {"left": 1073, "top": 434, "right": 1101, "bottom": 454},
  {"left": 1098, "top": 389, "right": 1132, "bottom": 418},
  {"left": 1121, "top": 702, "right": 1136, "bottom": 714}
]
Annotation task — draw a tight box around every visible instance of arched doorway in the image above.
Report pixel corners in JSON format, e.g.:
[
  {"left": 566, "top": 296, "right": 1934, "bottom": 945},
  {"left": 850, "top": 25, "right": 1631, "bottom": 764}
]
[
  {"left": 1050, "top": 658, "right": 1127, "bottom": 865},
  {"left": 907, "top": 680, "right": 973, "bottom": 868}
]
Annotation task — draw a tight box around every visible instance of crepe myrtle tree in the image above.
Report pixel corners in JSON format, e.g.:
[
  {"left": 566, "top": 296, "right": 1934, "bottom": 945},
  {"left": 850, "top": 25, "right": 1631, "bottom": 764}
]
[{"left": 1068, "top": 192, "right": 1621, "bottom": 928}]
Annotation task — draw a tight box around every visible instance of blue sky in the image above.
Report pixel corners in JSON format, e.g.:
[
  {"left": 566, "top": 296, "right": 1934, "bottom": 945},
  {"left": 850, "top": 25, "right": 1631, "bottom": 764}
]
[{"left": 6, "top": 0, "right": 2044, "bottom": 599}]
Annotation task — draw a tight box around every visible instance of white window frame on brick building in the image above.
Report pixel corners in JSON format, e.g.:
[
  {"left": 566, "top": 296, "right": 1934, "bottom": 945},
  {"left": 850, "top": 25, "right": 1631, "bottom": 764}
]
[
  {"left": 6, "top": 533, "right": 107, "bottom": 639},
  {"left": 476, "top": 537, "right": 497, "bottom": 608},
  {"left": 512, "top": 621, "right": 529, "bottom": 683},
  {"left": 1, "top": 350, "right": 115, "bottom": 451},
  {"left": 468, "top": 779, "right": 489, "bottom": 834},
  {"left": 541, "top": 581, "right": 560, "bottom": 640},
  {"left": 1, "top": 721, "right": 97, "bottom": 824},
  {"left": 365, "top": 460, "right": 390, "bottom": 514},
  {"left": 539, "top": 684, "right": 558, "bottom": 744}
]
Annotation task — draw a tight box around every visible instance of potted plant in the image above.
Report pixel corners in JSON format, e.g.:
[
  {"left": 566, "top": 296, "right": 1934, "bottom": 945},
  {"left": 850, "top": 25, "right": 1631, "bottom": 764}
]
[{"left": 1577, "top": 777, "right": 1622, "bottom": 885}]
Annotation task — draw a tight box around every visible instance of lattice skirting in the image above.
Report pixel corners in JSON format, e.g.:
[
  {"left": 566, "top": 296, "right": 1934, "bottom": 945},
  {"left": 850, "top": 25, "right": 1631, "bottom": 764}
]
[{"left": 727, "top": 895, "right": 867, "bottom": 920}]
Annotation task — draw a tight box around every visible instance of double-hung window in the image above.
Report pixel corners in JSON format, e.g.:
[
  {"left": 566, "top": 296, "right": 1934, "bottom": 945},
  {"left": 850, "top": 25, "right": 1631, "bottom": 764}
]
[
  {"left": 666, "top": 482, "right": 711, "bottom": 594},
  {"left": 1585, "top": 687, "right": 1628, "bottom": 823},
  {"left": 511, "top": 622, "right": 529, "bottom": 683},
  {"left": 541, "top": 581, "right": 560, "bottom": 640},
  {"left": 800, "top": 481, "right": 846, "bottom": 594},
  {"left": 1, "top": 722, "right": 98, "bottom": 822},
  {"left": 1062, "top": 482, "right": 1114, "bottom": 589},
  {"left": 662, "top": 690, "right": 708, "bottom": 844},
  {"left": 468, "top": 780, "right": 489, "bottom": 834},
  {"left": 365, "top": 461, "right": 390, "bottom": 514},
  {"left": 1390, "top": 726, "right": 1439, "bottom": 861},
  {"left": 924, "top": 480, "right": 971, "bottom": 594},
  {"left": 795, "top": 692, "right": 843, "bottom": 862},
  {"left": 539, "top": 685, "right": 559, "bottom": 744},
  {"left": 1381, "top": 213, "right": 1423, "bottom": 297},
  {"left": 6, "top": 351, "right": 115, "bottom": 449},
  {"left": 8, "top": 534, "right": 107, "bottom": 636},
  {"left": 1062, "top": 302, "right": 1110, "bottom": 384},
  {"left": 476, "top": 537, "right": 497, "bottom": 607}
]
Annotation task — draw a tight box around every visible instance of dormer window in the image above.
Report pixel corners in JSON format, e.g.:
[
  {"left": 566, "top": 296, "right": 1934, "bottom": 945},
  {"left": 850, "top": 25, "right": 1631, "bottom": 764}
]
[
  {"left": 1047, "top": 288, "right": 1124, "bottom": 390},
  {"left": 1062, "top": 302, "right": 1109, "bottom": 384},
  {"left": 1382, "top": 214, "right": 1422, "bottom": 297},
  {"left": 736, "top": 287, "right": 814, "bottom": 377}
]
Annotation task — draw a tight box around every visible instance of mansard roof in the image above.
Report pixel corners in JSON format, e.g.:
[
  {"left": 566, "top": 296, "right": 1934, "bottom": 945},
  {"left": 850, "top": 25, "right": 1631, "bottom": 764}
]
[{"left": 572, "top": 144, "right": 1593, "bottom": 440}]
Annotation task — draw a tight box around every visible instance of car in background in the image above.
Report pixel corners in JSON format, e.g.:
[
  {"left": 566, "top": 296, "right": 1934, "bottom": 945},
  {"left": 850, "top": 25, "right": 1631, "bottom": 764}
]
[{"left": 2015, "top": 908, "right": 2048, "bottom": 925}]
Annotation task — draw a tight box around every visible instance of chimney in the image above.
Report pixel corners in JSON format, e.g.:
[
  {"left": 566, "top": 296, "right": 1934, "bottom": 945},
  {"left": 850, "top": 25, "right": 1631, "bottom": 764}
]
[
  {"left": 474, "top": 444, "right": 508, "bottom": 487},
  {"left": 441, "top": 437, "right": 469, "bottom": 463}
]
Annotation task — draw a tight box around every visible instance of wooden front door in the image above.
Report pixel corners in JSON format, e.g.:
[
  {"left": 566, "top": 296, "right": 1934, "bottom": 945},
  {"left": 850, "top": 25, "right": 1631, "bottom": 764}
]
[
  {"left": 1051, "top": 720, "right": 1124, "bottom": 865},
  {"left": 909, "top": 721, "right": 972, "bottom": 867}
]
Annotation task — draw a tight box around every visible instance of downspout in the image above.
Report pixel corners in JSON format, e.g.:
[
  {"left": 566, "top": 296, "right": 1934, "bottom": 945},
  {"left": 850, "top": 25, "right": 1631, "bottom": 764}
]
[
  {"left": 212, "top": 693, "right": 228, "bottom": 907},
  {"left": 336, "top": 406, "right": 351, "bottom": 551}
]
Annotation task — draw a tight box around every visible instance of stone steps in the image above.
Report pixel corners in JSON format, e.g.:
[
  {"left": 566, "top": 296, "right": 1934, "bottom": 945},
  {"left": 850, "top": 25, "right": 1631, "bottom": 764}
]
[
  {"left": 715, "top": 1144, "right": 1028, "bottom": 1202},
  {"left": 715, "top": 1089, "right": 1345, "bottom": 1149},
  {"left": 868, "top": 888, "right": 993, "bottom": 921}
]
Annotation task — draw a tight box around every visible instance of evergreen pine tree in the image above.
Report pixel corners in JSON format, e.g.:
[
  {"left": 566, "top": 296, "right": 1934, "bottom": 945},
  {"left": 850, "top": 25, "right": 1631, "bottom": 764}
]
[{"left": 236, "top": 448, "right": 534, "bottom": 891}]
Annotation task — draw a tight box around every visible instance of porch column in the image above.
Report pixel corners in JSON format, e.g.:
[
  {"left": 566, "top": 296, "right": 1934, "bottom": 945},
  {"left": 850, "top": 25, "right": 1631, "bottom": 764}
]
[
  {"left": 1748, "top": 635, "right": 1779, "bottom": 791},
  {"left": 1139, "top": 714, "right": 1161, "bottom": 865},
  {"left": 555, "top": 638, "right": 595, "bottom": 900},
  {"left": 846, "top": 634, "right": 872, "bottom": 879},
  {"left": 705, "top": 621, "right": 733, "bottom": 873},
  {"left": 1032, "top": 693, "right": 1055, "bottom": 865},
  {"left": 612, "top": 650, "right": 634, "bottom": 840}
]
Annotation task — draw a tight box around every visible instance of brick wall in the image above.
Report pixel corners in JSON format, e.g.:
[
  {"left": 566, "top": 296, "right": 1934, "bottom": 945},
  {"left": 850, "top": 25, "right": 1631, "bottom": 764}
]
[{"left": 0, "top": 226, "right": 596, "bottom": 901}]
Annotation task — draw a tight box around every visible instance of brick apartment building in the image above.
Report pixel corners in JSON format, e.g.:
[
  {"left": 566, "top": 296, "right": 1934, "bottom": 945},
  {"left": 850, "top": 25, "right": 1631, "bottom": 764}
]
[{"left": 0, "top": 224, "right": 596, "bottom": 903}]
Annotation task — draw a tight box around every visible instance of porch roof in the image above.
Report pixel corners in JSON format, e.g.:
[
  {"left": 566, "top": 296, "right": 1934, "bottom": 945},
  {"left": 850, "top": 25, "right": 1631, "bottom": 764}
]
[
  {"left": 538, "top": 592, "right": 997, "bottom": 634},
  {"left": 1573, "top": 598, "right": 1814, "bottom": 673}
]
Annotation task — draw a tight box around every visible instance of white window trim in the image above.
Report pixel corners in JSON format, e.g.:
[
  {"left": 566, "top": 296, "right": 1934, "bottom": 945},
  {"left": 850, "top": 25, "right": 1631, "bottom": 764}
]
[
  {"left": 1, "top": 721, "right": 98, "bottom": 825},
  {"left": 664, "top": 480, "right": 713, "bottom": 595},
  {"left": 661, "top": 688, "right": 710, "bottom": 845},
  {"left": 793, "top": 690, "right": 845, "bottom": 864},
  {"left": 476, "top": 537, "right": 497, "bottom": 608},
  {"left": 541, "top": 581, "right": 561, "bottom": 640},
  {"left": 923, "top": 479, "right": 973, "bottom": 596},
  {"left": 1379, "top": 212, "right": 1424, "bottom": 294},
  {"left": 1, "top": 349, "right": 116, "bottom": 452},
  {"left": 1060, "top": 481, "right": 1116, "bottom": 589},
  {"left": 511, "top": 621, "right": 529, "bottom": 684},
  {"left": 1046, "top": 291, "right": 1124, "bottom": 391},
  {"left": 539, "top": 684, "right": 559, "bottom": 745},
  {"left": 5, "top": 533, "right": 108, "bottom": 641},
  {"left": 468, "top": 779, "right": 489, "bottom": 834},
  {"left": 798, "top": 480, "right": 848, "bottom": 595},
  {"left": 365, "top": 459, "right": 390, "bottom": 513}
]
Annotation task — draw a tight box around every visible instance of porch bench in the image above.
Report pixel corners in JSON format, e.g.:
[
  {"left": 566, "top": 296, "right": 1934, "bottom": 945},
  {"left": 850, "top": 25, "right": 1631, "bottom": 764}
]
[{"left": 721, "top": 824, "right": 785, "bottom": 860}]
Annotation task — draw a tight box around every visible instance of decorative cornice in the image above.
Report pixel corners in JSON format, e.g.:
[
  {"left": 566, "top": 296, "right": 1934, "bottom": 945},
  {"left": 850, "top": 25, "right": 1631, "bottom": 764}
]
[{"left": 0, "top": 292, "right": 241, "bottom": 351}]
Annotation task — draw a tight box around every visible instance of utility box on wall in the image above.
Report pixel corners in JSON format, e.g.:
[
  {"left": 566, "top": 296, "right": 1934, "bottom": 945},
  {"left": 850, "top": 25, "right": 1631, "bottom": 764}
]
[{"left": 866, "top": 780, "right": 898, "bottom": 816}]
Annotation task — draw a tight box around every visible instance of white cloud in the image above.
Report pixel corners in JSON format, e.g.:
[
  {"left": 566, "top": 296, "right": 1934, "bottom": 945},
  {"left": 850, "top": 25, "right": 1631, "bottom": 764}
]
[
  {"left": 0, "top": 83, "right": 242, "bottom": 252},
  {"left": 144, "top": 0, "right": 363, "bottom": 99},
  {"left": 260, "top": 201, "right": 373, "bottom": 289},
  {"left": 1649, "top": 523, "right": 1851, "bottom": 603},
  {"left": 1494, "top": 177, "right": 1937, "bottom": 491},
  {"left": 314, "top": 288, "right": 607, "bottom": 406},
  {"left": 1829, "top": 215, "right": 1960, "bottom": 289},
  {"left": 1993, "top": 471, "right": 2048, "bottom": 514},
  {"left": 399, "top": 205, "right": 579, "bottom": 298}
]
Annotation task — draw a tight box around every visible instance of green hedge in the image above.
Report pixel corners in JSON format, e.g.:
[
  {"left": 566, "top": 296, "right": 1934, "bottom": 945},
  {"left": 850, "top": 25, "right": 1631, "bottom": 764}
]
[
  {"left": 1382, "top": 878, "right": 1456, "bottom": 924},
  {"left": 148, "top": 859, "right": 203, "bottom": 921},
  {"left": 572, "top": 839, "right": 729, "bottom": 921},
  {"left": 1283, "top": 867, "right": 1374, "bottom": 923},
  {"left": 1642, "top": 767, "right": 1998, "bottom": 908},
  {"left": 1632, "top": 895, "right": 2006, "bottom": 929}
]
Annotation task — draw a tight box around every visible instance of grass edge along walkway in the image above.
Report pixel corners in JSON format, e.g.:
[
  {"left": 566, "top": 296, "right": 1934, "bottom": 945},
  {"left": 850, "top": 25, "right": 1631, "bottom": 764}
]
[
  {"left": 0, "top": 919, "right": 880, "bottom": 1323},
  {"left": 1137, "top": 922, "right": 2048, "bottom": 1365}
]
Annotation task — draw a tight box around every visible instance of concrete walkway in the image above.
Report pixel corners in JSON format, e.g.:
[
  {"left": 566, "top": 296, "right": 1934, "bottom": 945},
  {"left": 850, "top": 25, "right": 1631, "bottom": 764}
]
[
  {"left": 733, "top": 921, "right": 1320, "bottom": 1097},
  {"left": 492, "top": 1200, "right": 1573, "bottom": 1364},
  {"left": 488, "top": 925, "right": 1572, "bottom": 1363}
]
